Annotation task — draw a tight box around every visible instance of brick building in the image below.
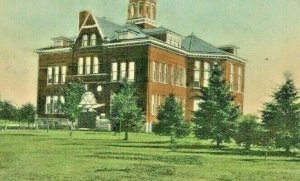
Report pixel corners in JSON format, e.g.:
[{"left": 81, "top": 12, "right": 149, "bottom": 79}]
[{"left": 36, "top": 0, "right": 246, "bottom": 132}]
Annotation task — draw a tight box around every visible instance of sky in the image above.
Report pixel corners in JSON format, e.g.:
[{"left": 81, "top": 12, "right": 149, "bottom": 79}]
[{"left": 0, "top": 0, "right": 299, "bottom": 114}]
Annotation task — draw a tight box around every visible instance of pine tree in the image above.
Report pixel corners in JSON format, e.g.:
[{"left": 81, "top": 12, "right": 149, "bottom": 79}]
[
  {"left": 262, "top": 75, "right": 300, "bottom": 153},
  {"left": 234, "top": 114, "right": 260, "bottom": 150},
  {"left": 194, "top": 63, "right": 240, "bottom": 147},
  {"left": 153, "top": 95, "right": 190, "bottom": 149},
  {"left": 110, "top": 79, "right": 144, "bottom": 140}
]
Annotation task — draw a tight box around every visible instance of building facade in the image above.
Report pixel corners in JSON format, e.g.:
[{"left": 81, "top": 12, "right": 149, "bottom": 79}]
[{"left": 36, "top": 0, "right": 246, "bottom": 132}]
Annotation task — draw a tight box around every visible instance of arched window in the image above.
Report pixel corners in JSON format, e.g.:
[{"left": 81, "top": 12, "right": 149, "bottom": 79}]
[
  {"left": 138, "top": 1, "right": 143, "bottom": 16},
  {"left": 82, "top": 34, "right": 88, "bottom": 47},
  {"left": 90, "top": 34, "right": 96, "bottom": 46},
  {"left": 146, "top": 3, "right": 151, "bottom": 18},
  {"left": 152, "top": 4, "right": 156, "bottom": 20},
  {"left": 130, "top": 3, "right": 135, "bottom": 18}
]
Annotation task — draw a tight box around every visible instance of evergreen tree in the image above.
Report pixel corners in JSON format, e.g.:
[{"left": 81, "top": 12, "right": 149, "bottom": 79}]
[
  {"left": 234, "top": 114, "right": 260, "bottom": 150},
  {"left": 153, "top": 95, "right": 191, "bottom": 148},
  {"left": 62, "top": 83, "right": 85, "bottom": 136},
  {"left": 194, "top": 63, "right": 240, "bottom": 147},
  {"left": 110, "top": 79, "right": 144, "bottom": 140},
  {"left": 262, "top": 75, "right": 300, "bottom": 153}
]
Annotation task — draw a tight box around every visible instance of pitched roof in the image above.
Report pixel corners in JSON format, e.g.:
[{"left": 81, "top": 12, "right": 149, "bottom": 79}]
[
  {"left": 95, "top": 17, "right": 123, "bottom": 39},
  {"left": 182, "top": 34, "right": 226, "bottom": 54}
]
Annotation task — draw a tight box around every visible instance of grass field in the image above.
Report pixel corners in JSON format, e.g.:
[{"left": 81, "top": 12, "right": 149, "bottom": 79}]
[{"left": 0, "top": 130, "right": 299, "bottom": 181}]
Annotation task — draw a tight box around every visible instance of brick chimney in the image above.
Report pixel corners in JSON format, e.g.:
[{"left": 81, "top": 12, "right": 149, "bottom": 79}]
[{"left": 79, "top": 11, "right": 90, "bottom": 30}]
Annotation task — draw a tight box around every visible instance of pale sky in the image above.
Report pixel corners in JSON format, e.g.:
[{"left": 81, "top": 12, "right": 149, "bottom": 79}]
[{"left": 0, "top": 0, "right": 299, "bottom": 114}]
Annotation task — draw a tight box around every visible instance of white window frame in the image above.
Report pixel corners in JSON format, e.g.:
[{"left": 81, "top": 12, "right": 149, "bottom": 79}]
[
  {"left": 85, "top": 57, "right": 91, "bottom": 75},
  {"left": 90, "top": 34, "right": 96, "bottom": 46},
  {"left": 82, "top": 34, "right": 88, "bottom": 47},
  {"left": 54, "top": 66, "right": 60, "bottom": 84},
  {"left": 93, "top": 57, "right": 99, "bottom": 74},
  {"left": 152, "top": 62, "right": 157, "bottom": 82},
  {"left": 194, "top": 61, "right": 201, "bottom": 87},
  {"left": 128, "top": 62, "right": 135, "bottom": 81},
  {"left": 203, "top": 62, "right": 210, "bottom": 87},
  {"left": 111, "top": 63, "right": 118, "bottom": 81},
  {"left": 47, "top": 67, "right": 53, "bottom": 84},
  {"left": 120, "top": 62, "right": 127, "bottom": 80},
  {"left": 78, "top": 58, "right": 84, "bottom": 75},
  {"left": 45, "top": 96, "right": 52, "bottom": 114},
  {"left": 237, "top": 67, "right": 242, "bottom": 92},
  {"left": 230, "top": 63, "right": 235, "bottom": 91},
  {"left": 61, "top": 66, "right": 66, "bottom": 84}
]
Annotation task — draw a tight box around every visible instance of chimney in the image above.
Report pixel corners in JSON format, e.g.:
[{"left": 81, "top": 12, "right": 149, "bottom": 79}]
[{"left": 79, "top": 11, "right": 90, "bottom": 30}]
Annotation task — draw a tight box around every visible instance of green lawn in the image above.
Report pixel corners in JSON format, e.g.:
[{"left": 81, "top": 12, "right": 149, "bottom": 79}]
[{"left": 0, "top": 131, "right": 299, "bottom": 181}]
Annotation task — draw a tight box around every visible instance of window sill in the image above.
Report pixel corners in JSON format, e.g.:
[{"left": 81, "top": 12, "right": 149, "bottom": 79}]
[{"left": 73, "top": 74, "right": 108, "bottom": 77}]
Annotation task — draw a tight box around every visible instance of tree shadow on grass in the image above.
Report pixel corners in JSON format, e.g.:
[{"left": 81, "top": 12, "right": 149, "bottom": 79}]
[
  {"left": 106, "top": 143, "right": 222, "bottom": 150},
  {"left": 84, "top": 151, "right": 203, "bottom": 165}
]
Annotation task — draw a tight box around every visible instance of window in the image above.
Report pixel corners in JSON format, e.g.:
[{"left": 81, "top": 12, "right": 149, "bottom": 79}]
[
  {"left": 78, "top": 58, "right": 84, "bottom": 75},
  {"left": 151, "top": 94, "right": 159, "bottom": 115},
  {"left": 45, "top": 96, "right": 52, "bottom": 114},
  {"left": 61, "top": 66, "right": 66, "bottom": 84},
  {"left": 203, "top": 62, "right": 210, "bottom": 87},
  {"left": 170, "top": 66, "right": 174, "bottom": 85},
  {"left": 193, "top": 100, "right": 201, "bottom": 112},
  {"left": 158, "top": 63, "right": 162, "bottom": 82},
  {"left": 138, "top": 1, "right": 143, "bottom": 16},
  {"left": 120, "top": 62, "right": 127, "bottom": 79},
  {"left": 54, "top": 66, "right": 59, "bottom": 84},
  {"left": 164, "top": 64, "right": 168, "bottom": 84},
  {"left": 230, "top": 63, "right": 235, "bottom": 91},
  {"left": 93, "top": 57, "right": 99, "bottom": 74},
  {"left": 128, "top": 62, "right": 135, "bottom": 81},
  {"left": 111, "top": 63, "right": 118, "bottom": 81},
  {"left": 130, "top": 3, "right": 135, "bottom": 18},
  {"left": 59, "top": 96, "right": 65, "bottom": 114},
  {"left": 238, "top": 67, "right": 242, "bottom": 92},
  {"left": 90, "top": 34, "right": 96, "bottom": 46},
  {"left": 85, "top": 57, "right": 91, "bottom": 75},
  {"left": 47, "top": 67, "right": 53, "bottom": 84},
  {"left": 152, "top": 62, "right": 157, "bottom": 82},
  {"left": 161, "top": 64, "right": 165, "bottom": 83},
  {"left": 45, "top": 95, "right": 64, "bottom": 114},
  {"left": 82, "top": 34, "right": 88, "bottom": 47},
  {"left": 194, "top": 61, "right": 201, "bottom": 87}
]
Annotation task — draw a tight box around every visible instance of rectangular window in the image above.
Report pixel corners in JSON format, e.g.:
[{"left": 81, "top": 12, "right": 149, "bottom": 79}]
[
  {"left": 120, "top": 62, "right": 126, "bottom": 79},
  {"left": 54, "top": 66, "right": 59, "bottom": 84},
  {"left": 163, "top": 64, "right": 167, "bottom": 83},
  {"left": 158, "top": 63, "right": 162, "bottom": 83},
  {"left": 111, "top": 63, "right": 118, "bottom": 81},
  {"left": 45, "top": 96, "right": 52, "bottom": 114},
  {"left": 238, "top": 67, "right": 242, "bottom": 92},
  {"left": 230, "top": 63, "right": 235, "bottom": 91},
  {"left": 193, "top": 100, "right": 201, "bottom": 112},
  {"left": 194, "top": 61, "right": 201, "bottom": 87},
  {"left": 61, "top": 66, "right": 66, "bottom": 84},
  {"left": 152, "top": 62, "right": 157, "bottom": 82},
  {"left": 93, "top": 57, "right": 99, "bottom": 74},
  {"left": 170, "top": 66, "right": 174, "bottom": 85},
  {"left": 85, "top": 57, "right": 91, "bottom": 75},
  {"left": 47, "top": 67, "right": 53, "bottom": 84},
  {"left": 52, "top": 96, "right": 58, "bottom": 113},
  {"left": 59, "top": 96, "right": 65, "bottom": 114},
  {"left": 78, "top": 58, "right": 84, "bottom": 75},
  {"left": 151, "top": 95, "right": 155, "bottom": 115},
  {"left": 128, "top": 62, "right": 135, "bottom": 81},
  {"left": 203, "top": 62, "right": 210, "bottom": 87}
]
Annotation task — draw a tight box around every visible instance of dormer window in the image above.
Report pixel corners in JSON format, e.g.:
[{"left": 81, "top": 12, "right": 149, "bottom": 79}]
[
  {"left": 166, "top": 33, "right": 182, "bottom": 48},
  {"left": 91, "top": 34, "right": 96, "bottom": 46},
  {"left": 82, "top": 34, "right": 88, "bottom": 47}
]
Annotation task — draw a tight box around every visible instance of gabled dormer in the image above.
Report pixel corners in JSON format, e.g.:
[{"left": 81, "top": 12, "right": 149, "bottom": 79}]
[{"left": 75, "top": 11, "right": 123, "bottom": 48}]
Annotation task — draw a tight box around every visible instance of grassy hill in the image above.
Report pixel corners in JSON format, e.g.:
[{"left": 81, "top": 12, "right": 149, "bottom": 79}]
[{"left": 0, "top": 131, "right": 299, "bottom": 181}]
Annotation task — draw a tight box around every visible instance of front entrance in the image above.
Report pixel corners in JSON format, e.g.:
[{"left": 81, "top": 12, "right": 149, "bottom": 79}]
[{"left": 78, "top": 112, "right": 96, "bottom": 129}]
